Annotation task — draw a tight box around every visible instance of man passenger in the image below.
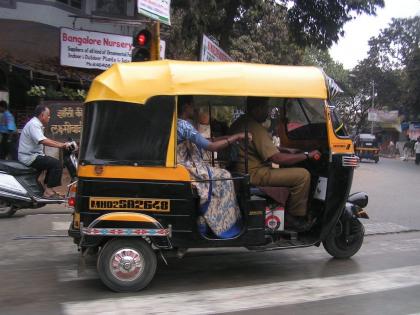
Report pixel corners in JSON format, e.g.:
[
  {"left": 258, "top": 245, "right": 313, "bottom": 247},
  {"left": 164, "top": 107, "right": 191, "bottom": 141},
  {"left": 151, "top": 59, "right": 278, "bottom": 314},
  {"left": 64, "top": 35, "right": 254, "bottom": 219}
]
[{"left": 229, "top": 97, "right": 321, "bottom": 231}]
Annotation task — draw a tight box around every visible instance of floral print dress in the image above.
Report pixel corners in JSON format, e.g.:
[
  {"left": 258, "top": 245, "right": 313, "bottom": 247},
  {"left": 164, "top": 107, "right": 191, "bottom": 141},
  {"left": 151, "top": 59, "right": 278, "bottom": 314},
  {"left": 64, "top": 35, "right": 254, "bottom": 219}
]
[{"left": 177, "top": 119, "right": 242, "bottom": 238}]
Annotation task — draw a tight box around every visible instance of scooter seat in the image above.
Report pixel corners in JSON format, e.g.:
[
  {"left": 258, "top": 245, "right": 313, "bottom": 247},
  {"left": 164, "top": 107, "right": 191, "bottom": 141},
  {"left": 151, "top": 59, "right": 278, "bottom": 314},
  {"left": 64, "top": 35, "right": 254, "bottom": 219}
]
[{"left": 0, "top": 160, "right": 39, "bottom": 175}]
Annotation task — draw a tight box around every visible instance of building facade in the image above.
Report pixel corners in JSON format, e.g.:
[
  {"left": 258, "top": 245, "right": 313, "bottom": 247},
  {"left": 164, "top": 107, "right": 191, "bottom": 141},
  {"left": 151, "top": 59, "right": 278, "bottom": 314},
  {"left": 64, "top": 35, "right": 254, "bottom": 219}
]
[{"left": 0, "top": 0, "right": 144, "bottom": 126}]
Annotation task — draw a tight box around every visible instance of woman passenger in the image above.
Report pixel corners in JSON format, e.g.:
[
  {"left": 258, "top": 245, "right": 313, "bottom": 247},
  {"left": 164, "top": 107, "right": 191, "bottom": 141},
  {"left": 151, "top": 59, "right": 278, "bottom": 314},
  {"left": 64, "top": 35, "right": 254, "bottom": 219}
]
[{"left": 177, "top": 96, "right": 250, "bottom": 238}]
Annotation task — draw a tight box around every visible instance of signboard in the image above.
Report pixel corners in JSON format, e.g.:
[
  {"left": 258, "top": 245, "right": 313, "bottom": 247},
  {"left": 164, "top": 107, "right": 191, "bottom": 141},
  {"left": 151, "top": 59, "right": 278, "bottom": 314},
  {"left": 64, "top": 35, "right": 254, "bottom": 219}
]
[
  {"left": 200, "top": 34, "right": 233, "bottom": 62},
  {"left": 368, "top": 109, "right": 399, "bottom": 123},
  {"left": 408, "top": 122, "right": 420, "bottom": 140},
  {"left": 43, "top": 101, "right": 83, "bottom": 142},
  {"left": 60, "top": 28, "right": 132, "bottom": 70},
  {"left": 138, "top": 0, "right": 171, "bottom": 25}
]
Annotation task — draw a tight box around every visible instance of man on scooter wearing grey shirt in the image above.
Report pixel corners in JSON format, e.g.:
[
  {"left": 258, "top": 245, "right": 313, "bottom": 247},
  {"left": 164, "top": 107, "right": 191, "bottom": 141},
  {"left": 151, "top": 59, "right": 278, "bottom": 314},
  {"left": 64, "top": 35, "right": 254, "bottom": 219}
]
[{"left": 18, "top": 105, "right": 72, "bottom": 199}]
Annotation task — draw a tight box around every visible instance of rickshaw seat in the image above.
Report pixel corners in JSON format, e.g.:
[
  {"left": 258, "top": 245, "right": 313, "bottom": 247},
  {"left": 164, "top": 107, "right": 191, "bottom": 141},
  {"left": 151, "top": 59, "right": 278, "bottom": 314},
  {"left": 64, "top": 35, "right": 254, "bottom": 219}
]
[{"left": 250, "top": 186, "right": 290, "bottom": 207}]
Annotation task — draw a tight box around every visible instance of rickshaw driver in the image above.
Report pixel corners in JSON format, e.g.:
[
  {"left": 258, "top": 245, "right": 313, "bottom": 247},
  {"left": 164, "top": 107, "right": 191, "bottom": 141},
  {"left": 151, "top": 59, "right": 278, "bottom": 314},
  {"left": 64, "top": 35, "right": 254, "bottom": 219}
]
[{"left": 229, "top": 97, "right": 321, "bottom": 231}]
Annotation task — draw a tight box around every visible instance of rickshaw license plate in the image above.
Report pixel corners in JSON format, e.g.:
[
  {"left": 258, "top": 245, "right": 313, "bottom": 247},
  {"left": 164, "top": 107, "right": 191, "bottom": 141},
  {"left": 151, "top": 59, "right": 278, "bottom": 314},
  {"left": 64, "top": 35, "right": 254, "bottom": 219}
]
[{"left": 89, "top": 197, "right": 170, "bottom": 212}]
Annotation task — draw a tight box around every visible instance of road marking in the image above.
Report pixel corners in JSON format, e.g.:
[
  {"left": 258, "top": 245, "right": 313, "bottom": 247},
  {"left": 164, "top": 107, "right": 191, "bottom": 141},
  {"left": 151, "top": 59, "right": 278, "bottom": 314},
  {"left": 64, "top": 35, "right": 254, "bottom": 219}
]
[{"left": 62, "top": 264, "right": 420, "bottom": 315}]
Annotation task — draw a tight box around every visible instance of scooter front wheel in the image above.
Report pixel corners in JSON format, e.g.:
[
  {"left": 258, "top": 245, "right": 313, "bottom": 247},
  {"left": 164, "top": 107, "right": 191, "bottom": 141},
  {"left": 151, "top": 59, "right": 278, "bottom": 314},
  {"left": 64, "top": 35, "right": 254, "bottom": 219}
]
[
  {"left": 0, "top": 200, "right": 16, "bottom": 218},
  {"left": 323, "top": 218, "right": 364, "bottom": 259}
]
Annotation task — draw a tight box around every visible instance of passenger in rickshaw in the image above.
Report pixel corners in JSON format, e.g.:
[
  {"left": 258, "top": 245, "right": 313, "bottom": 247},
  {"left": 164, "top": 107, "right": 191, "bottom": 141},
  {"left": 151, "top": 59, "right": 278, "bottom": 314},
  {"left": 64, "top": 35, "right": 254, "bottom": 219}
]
[
  {"left": 177, "top": 96, "right": 250, "bottom": 238},
  {"left": 229, "top": 97, "right": 321, "bottom": 231}
]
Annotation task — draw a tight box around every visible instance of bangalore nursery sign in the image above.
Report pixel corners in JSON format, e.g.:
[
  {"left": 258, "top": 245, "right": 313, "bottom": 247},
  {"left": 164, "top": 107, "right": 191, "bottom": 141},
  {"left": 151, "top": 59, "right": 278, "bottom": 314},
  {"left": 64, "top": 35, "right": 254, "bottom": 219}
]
[{"left": 60, "top": 28, "right": 133, "bottom": 70}]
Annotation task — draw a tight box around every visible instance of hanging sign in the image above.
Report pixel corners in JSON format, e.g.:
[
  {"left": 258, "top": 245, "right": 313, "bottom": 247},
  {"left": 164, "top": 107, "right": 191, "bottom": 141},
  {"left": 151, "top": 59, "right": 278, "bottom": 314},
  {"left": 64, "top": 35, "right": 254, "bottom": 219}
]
[
  {"left": 138, "top": 0, "right": 171, "bottom": 25},
  {"left": 200, "top": 34, "right": 233, "bottom": 62},
  {"left": 60, "top": 28, "right": 132, "bottom": 70}
]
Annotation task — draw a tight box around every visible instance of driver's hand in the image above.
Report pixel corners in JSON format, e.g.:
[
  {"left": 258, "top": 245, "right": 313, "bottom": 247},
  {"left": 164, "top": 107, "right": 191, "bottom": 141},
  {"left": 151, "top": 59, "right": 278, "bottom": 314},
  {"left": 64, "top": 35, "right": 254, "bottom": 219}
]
[{"left": 309, "top": 150, "right": 321, "bottom": 160}]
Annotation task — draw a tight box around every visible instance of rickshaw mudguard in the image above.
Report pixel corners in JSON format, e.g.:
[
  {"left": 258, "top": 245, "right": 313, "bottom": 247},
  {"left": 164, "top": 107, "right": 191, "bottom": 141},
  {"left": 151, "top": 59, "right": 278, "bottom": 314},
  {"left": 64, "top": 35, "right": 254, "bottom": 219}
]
[
  {"left": 80, "top": 212, "right": 172, "bottom": 249},
  {"left": 320, "top": 155, "right": 354, "bottom": 241}
]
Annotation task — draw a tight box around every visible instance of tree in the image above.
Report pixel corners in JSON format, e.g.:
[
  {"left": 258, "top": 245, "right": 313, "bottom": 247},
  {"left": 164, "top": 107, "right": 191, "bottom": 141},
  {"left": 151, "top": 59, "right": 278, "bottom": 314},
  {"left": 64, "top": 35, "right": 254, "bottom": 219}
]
[
  {"left": 168, "top": 0, "right": 385, "bottom": 61},
  {"left": 353, "top": 17, "right": 420, "bottom": 120},
  {"left": 286, "top": 0, "right": 384, "bottom": 49}
]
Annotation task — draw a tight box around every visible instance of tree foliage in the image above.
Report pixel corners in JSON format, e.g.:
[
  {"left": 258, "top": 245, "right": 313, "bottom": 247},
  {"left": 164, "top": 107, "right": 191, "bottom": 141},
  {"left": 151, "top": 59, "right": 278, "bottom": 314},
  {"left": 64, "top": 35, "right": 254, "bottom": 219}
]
[
  {"left": 353, "top": 16, "right": 420, "bottom": 120},
  {"left": 167, "top": 0, "right": 384, "bottom": 62}
]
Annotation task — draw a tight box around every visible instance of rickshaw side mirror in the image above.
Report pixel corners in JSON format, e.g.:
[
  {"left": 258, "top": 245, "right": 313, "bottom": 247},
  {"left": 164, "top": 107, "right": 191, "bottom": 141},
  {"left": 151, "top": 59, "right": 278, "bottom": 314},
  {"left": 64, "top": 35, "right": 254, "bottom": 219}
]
[{"left": 347, "top": 192, "right": 368, "bottom": 208}]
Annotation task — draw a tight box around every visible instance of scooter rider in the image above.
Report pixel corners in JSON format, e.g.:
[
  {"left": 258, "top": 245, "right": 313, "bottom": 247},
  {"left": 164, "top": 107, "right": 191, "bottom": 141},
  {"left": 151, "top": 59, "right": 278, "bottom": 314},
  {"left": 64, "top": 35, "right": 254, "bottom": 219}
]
[{"left": 18, "top": 105, "right": 72, "bottom": 199}]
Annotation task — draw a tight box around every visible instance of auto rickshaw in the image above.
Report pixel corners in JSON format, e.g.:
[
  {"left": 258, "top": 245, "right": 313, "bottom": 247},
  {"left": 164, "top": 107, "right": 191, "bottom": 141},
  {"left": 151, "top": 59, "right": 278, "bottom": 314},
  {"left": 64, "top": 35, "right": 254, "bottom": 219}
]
[
  {"left": 68, "top": 60, "right": 369, "bottom": 292},
  {"left": 354, "top": 133, "right": 380, "bottom": 163}
]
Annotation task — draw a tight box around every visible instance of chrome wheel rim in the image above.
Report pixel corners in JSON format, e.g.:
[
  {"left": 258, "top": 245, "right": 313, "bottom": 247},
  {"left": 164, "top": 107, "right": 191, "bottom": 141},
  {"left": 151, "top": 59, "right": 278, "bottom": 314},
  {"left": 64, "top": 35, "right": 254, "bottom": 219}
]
[{"left": 109, "top": 248, "right": 144, "bottom": 281}]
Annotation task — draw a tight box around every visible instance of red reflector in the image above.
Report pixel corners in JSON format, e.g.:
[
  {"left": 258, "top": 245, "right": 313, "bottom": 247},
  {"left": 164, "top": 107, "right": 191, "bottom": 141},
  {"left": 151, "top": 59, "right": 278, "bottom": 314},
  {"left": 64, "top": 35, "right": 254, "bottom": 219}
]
[
  {"left": 68, "top": 197, "right": 75, "bottom": 207},
  {"left": 137, "top": 34, "right": 147, "bottom": 46}
]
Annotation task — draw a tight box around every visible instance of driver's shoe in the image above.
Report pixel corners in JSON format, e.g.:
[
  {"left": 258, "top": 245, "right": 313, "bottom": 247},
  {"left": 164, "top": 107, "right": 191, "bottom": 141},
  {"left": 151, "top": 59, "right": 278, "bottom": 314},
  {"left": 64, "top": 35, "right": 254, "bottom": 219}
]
[{"left": 285, "top": 213, "right": 313, "bottom": 232}]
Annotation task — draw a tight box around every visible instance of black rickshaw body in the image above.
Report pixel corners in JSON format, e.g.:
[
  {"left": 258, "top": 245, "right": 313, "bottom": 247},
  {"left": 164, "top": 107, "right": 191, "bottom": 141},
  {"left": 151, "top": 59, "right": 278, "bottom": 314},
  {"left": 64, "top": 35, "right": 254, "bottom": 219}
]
[
  {"left": 67, "top": 60, "right": 366, "bottom": 292},
  {"left": 354, "top": 134, "right": 380, "bottom": 162}
]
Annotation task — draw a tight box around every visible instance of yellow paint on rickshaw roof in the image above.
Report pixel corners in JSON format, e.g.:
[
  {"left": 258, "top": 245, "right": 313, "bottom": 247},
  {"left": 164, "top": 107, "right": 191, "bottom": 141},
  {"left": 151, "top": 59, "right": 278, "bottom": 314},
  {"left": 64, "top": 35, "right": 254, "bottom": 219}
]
[{"left": 85, "top": 60, "right": 328, "bottom": 104}]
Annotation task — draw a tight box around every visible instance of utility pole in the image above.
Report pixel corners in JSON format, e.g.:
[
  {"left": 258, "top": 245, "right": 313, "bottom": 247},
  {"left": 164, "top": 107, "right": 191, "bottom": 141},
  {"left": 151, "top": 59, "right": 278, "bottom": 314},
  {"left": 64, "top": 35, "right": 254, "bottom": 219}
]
[{"left": 371, "top": 80, "right": 375, "bottom": 134}]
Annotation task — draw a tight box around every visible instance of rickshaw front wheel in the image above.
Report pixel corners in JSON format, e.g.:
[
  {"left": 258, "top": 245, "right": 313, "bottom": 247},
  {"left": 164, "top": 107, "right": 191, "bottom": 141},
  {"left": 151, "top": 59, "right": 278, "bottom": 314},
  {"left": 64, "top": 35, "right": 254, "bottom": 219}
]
[
  {"left": 97, "top": 238, "right": 157, "bottom": 292},
  {"left": 323, "top": 218, "right": 365, "bottom": 259}
]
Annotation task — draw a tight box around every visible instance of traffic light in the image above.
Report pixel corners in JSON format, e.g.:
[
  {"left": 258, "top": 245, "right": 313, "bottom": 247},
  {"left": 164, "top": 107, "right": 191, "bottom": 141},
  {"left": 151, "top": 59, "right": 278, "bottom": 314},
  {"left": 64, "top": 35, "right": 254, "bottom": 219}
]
[{"left": 132, "top": 29, "right": 152, "bottom": 62}]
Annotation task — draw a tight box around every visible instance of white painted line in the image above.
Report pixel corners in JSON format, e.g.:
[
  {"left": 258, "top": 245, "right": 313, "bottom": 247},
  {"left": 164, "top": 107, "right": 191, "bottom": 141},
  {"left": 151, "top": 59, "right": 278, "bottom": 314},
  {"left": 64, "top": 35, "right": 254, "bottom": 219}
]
[
  {"left": 63, "top": 264, "right": 420, "bottom": 315},
  {"left": 52, "top": 221, "right": 71, "bottom": 231}
]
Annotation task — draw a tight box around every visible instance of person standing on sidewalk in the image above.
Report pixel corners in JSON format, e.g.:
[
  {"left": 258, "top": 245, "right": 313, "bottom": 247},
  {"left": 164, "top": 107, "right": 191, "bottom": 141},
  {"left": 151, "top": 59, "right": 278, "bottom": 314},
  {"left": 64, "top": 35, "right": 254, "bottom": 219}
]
[
  {"left": 0, "top": 100, "right": 17, "bottom": 159},
  {"left": 415, "top": 137, "right": 420, "bottom": 165}
]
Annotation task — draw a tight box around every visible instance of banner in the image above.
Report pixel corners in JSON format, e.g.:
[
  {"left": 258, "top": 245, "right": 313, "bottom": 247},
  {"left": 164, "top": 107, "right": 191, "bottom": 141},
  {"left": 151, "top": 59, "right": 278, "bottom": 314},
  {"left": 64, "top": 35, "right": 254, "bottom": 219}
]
[
  {"left": 60, "top": 28, "right": 132, "bottom": 70},
  {"left": 43, "top": 101, "right": 83, "bottom": 142},
  {"left": 200, "top": 34, "right": 233, "bottom": 62},
  {"left": 367, "top": 109, "right": 399, "bottom": 123},
  {"left": 138, "top": 0, "right": 171, "bottom": 25}
]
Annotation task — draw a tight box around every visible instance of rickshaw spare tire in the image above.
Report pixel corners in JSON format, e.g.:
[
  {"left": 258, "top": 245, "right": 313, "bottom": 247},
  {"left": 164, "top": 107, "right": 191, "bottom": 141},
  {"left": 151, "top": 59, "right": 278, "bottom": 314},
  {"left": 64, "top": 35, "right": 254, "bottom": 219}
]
[
  {"left": 323, "top": 218, "right": 365, "bottom": 259},
  {"left": 97, "top": 238, "right": 157, "bottom": 292}
]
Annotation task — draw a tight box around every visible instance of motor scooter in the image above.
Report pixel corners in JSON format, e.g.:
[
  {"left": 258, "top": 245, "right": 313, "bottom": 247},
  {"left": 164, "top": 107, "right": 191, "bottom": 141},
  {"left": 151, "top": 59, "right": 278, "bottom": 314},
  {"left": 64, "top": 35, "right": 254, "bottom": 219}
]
[{"left": 0, "top": 141, "right": 78, "bottom": 217}]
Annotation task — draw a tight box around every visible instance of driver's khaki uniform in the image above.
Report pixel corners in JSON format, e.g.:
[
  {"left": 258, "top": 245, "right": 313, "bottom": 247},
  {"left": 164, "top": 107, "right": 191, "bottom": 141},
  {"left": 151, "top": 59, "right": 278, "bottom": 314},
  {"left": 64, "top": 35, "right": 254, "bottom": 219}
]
[{"left": 229, "top": 116, "right": 310, "bottom": 216}]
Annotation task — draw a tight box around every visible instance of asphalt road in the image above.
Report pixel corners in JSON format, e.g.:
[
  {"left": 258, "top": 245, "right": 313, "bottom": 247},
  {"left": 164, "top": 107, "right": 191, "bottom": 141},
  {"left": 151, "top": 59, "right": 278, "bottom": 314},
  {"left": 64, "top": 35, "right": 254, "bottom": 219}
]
[{"left": 0, "top": 157, "right": 419, "bottom": 315}]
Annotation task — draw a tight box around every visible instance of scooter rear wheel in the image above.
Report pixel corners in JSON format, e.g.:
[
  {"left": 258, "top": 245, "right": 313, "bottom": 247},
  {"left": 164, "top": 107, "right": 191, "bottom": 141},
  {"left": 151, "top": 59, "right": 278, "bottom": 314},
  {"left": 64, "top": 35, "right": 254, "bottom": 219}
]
[
  {"left": 0, "top": 200, "right": 16, "bottom": 218},
  {"left": 323, "top": 218, "right": 364, "bottom": 259}
]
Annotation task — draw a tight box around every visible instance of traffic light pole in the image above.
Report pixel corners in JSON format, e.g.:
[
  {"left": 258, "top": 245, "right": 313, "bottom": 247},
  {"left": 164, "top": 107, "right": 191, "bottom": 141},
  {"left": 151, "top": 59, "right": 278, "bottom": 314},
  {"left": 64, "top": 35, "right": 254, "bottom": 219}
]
[{"left": 151, "top": 21, "right": 160, "bottom": 60}]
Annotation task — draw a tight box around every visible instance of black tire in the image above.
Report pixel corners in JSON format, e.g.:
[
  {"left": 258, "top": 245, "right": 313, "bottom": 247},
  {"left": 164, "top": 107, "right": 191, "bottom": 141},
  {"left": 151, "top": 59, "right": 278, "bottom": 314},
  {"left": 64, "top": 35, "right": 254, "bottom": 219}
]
[
  {"left": 97, "top": 238, "right": 157, "bottom": 292},
  {"left": 0, "top": 200, "right": 17, "bottom": 218},
  {"left": 323, "top": 218, "right": 365, "bottom": 259},
  {"left": 375, "top": 158, "right": 379, "bottom": 163}
]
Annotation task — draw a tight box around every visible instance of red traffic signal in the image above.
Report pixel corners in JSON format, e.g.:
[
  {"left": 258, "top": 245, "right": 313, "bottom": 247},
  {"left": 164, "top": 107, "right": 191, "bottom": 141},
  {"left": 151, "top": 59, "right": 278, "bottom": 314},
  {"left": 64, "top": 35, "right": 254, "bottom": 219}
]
[
  {"left": 135, "top": 30, "right": 151, "bottom": 47},
  {"left": 132, "top": 29, "right": 152, "bottom": 62}
]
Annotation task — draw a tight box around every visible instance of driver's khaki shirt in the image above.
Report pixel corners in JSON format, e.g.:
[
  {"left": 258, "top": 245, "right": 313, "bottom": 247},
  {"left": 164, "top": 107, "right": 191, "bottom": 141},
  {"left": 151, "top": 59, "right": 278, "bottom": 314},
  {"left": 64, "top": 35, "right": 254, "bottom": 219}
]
[{"left": 229, "top": 115, "right": 278, "bottom": 177}]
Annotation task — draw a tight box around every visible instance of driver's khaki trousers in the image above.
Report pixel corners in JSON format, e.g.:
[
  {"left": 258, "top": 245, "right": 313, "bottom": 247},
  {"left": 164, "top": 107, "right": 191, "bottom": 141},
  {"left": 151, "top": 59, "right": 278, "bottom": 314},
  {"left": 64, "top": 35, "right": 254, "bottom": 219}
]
[{"left": 250, "top": 166, "right": 310, "bottom": 217}]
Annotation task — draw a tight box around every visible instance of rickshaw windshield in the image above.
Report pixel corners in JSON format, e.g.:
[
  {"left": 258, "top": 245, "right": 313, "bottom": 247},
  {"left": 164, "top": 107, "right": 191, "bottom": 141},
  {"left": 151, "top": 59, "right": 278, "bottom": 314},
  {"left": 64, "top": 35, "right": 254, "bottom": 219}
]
[{"left": 79, "top": 96, "right": 175, "bottom": 166}]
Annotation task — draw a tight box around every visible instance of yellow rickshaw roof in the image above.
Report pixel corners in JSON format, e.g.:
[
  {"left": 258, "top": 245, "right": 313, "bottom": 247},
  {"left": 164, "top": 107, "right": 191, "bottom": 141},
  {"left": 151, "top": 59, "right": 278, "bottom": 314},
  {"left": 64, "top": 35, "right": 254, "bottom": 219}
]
[{"left": 86, "top": 60, "right": 329, "bottom": 104}]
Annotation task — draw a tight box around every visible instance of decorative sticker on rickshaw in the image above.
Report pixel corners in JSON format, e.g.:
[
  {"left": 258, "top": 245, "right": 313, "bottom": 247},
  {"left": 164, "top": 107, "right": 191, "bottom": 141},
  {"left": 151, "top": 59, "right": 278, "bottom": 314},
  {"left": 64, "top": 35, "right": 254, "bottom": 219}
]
[{"left": 89, "top": 197, "right": 170, "bottom": 212}]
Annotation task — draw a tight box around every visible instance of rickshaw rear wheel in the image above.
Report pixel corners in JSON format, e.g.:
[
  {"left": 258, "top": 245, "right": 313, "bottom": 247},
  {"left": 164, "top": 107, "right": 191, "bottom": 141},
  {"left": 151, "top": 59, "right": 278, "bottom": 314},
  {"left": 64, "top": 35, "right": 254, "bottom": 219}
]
[
  {"left": 0, "top": 200, "right": 17, "bottom": 218},
  {"left": 97, "top": 238, "right": 157, "bottom": 292},
  {"left": 323, "top": 218, "right": 364, "bottom": 259}
]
